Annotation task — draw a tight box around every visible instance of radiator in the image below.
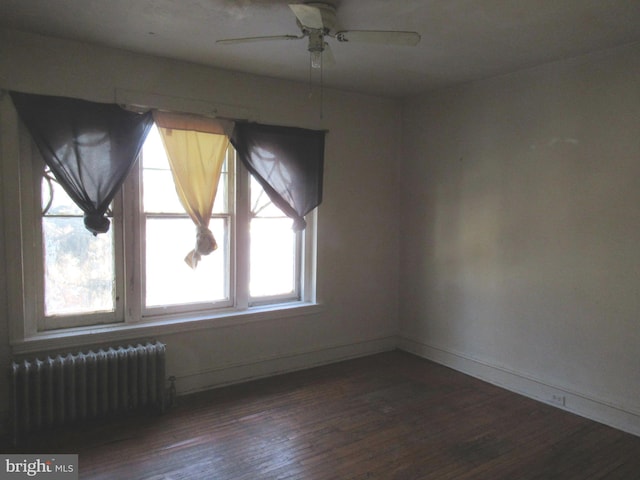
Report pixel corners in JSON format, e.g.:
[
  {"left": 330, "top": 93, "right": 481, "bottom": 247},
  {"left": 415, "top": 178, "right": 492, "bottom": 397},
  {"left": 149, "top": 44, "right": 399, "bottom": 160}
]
[{"left": 11, "top": 341, "right": 166, "bottom": 441}]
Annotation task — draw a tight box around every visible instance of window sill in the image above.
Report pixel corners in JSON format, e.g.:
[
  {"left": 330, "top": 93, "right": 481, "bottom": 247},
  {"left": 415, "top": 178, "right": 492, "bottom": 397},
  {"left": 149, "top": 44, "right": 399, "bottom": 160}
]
[{"left": 11, "top": 302, "right": 324, "bottom": 356}]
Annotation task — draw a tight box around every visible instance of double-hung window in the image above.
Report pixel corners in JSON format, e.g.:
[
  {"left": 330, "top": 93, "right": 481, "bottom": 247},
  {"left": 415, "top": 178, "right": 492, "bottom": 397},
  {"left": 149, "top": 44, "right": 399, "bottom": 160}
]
[
  {"left": 39, "top": 164, "right": 123, "bottom": 329},
  {"left": 22, "top": 121, "right": 314, "bottom": 333},
  {"left": 140, "top": 124, "right": 233, "bottom": 313}
]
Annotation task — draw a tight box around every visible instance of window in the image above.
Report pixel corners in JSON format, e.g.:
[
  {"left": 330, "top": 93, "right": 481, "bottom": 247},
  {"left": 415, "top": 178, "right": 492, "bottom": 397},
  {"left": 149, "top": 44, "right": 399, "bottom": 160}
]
[
  {"left": 249, "top": 173, "right": 300, "bottom": 301},
  {"left": 141, "top": 125, "right": 232, "bottom": 312},
  {"left": 24, "top": 123, "right": 314, "bottom": 332},
  {"left": 40, "top": 165, "right": 122, "bottom": 328}
]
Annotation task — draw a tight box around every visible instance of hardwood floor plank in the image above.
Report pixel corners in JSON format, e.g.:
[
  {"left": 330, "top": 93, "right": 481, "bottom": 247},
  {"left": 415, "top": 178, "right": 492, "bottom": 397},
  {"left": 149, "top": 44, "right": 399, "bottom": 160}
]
[{"left": 6, "top": 351, "right": 640, "bottom": 479}]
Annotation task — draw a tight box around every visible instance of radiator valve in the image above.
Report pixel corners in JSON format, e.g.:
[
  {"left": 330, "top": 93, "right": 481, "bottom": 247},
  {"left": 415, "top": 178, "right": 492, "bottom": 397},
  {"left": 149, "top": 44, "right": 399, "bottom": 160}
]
[{"left": 168, "top": 376, "right": 177, "bottom": 408}]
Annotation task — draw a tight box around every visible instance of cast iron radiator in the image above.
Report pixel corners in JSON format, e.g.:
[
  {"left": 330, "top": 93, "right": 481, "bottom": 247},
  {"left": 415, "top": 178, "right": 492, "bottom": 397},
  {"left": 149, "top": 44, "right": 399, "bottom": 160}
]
[{"left": 11, "top": 341, "right": 166, "bottom": 441}]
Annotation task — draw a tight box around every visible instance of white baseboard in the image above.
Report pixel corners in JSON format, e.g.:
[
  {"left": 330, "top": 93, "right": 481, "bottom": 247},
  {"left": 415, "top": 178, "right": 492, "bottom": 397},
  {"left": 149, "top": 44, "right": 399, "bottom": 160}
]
[
  {"left": 175, "top": 335, "right": 397, "bottom": 395},
  {"left": 398, "top": 335, "right": 640, "bottom": 438}
]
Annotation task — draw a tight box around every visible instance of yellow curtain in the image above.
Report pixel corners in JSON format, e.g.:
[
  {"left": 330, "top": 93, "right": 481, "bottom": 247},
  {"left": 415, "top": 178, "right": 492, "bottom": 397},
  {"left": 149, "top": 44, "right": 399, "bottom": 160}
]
[{"left": 153, "top": 111, "right": 232, "bottom": 268}]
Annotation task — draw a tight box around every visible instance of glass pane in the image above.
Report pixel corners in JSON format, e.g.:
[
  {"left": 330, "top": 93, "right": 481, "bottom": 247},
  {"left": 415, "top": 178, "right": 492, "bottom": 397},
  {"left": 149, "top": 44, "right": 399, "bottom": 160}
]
[
  {"left": 142, "top": 125, "right": 183, "bottom": 214},
  {"left": 141, "top": 124, "right": 170, "bottom": 170},
  {"left": 142, "top": 167, "right": 184, "bottom": 214},
  {"left": 41, "top": 172, "right": 83, "bottom": 215},
  {"left": 145, "top": 217, "right": 228, "bottom": 307},
  {"left": 251, "top": 175, "right": 284, "bottom": 218},
  {"left": 250, "top": 217, "right": 296, "bottom": 297},
  {"left": 42, "top": 217, "right": 115, "bottom": 316}
]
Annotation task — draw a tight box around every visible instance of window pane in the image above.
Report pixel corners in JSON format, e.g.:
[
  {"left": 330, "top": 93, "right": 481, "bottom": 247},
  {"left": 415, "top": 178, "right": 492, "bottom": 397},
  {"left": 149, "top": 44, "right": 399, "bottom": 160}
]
[
  {"left": 141, "top": 124, "right": 170, "bottom": 170},
  {"left": 145, "top": 217, "right": 228, "bottom": 307},
  {"left": 251, "top": 175, "right": 283, "bottom": 218},
  {"left": 249, "top": 174, "right": 297, "bottom": 298},
  {"left": 250, "top": 217, "right": 296, "bottom": 297},
  {"left": 42, "top": 217, "right": 115, "bottom": 316},
  {"left": 143, "top": 167, "right": 184, "bottom": 213},
  {"left": 142, "top": 125, "right": 183, "bottom": 214},
  {"left": 42, "top": 172, "right": 83, "bottom": 215}
]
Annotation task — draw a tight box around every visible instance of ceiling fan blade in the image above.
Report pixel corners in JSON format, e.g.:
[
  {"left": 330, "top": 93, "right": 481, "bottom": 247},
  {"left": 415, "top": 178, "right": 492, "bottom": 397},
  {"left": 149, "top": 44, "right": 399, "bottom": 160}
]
[
  {"left": 217, "top": 34, "right": 302, "bottom": 45},
  {"left": 335, "top": 30, "right": 421, "bottom": 46},
  {"left": 322, "top": 43, "right": 336, "bottom": 67},
  {"left": 289, "top": 4, "right": 324, "bottom": 29}
]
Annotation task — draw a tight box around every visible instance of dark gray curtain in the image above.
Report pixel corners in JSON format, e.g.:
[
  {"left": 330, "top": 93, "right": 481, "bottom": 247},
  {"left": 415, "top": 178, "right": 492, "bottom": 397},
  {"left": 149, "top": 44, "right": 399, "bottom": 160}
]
[
  {"left": 10, "top": 91, "right": 153, "bottom": 234},
  {"left": 231, "top": 122, "right": 325, "bottom": 231}
]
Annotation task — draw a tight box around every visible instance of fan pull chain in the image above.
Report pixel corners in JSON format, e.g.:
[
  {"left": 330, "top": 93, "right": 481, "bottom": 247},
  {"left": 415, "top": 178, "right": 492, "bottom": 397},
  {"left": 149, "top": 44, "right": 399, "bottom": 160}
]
[
  {"left": 308, "top": 52, "right": 324, "bottom": 120},
  {"left": 309, "top": 55, "right": 313, "bottom": 98},
  {"left": 319, "top": 54, "right": 324, "bottom": 120}
]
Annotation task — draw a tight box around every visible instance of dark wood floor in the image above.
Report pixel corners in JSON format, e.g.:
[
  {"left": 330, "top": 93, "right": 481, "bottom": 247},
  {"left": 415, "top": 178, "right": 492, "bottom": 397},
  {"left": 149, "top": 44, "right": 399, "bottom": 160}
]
[{"left": 8, "top": 351, "right": 640, "bottom": 479}]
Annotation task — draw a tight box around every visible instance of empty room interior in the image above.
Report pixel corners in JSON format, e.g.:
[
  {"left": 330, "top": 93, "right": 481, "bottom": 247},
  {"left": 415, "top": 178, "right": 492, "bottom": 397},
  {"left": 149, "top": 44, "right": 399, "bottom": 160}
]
[{"left": 1, "top": 0, "right": 640, "bottom": 478}]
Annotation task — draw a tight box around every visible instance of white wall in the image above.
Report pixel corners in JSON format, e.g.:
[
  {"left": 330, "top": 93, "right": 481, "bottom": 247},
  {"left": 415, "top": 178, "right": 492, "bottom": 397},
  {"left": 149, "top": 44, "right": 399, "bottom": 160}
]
[
  {"left": 399, "top": 43, "right": 640, "bottom": 435},
  {"left": 0, "top": 28, "right": 401, "bottom": 428}
]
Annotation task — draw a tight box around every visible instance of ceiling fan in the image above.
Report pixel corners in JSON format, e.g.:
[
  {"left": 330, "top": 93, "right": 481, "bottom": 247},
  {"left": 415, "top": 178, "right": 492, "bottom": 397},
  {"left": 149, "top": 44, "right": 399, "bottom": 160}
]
[{"left": 216, "top": 2, "right": 421, "bottom": 69}]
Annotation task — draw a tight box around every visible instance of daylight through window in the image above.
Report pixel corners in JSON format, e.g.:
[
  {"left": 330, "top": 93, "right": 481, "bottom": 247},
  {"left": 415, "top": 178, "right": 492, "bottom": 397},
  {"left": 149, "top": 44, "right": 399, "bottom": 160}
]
[{"left": 34, "top": 122, "right": 309, "bottom": 330}]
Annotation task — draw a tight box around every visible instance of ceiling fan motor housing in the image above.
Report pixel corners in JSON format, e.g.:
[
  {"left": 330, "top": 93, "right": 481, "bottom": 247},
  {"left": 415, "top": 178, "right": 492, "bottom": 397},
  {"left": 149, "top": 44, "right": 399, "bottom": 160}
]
[{"left": 308, "top": 31, "right": 324, "bottom": 53}]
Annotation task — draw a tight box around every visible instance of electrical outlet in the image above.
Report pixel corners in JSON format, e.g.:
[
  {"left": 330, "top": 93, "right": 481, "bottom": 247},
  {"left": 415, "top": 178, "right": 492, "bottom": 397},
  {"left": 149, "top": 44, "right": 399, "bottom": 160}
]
[{"left": 551, "top": 394, "right": 566, "bottom": 406}]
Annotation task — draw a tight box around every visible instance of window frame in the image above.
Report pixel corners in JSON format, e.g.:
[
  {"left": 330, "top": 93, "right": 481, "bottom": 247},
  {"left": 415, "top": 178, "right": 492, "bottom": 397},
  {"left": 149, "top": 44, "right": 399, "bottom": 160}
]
[
  {"left": 22, "top": 128, "right": 127, "bottom": 331},
  {"left": 7, "top": 107, "right": 318, "bottom": 341},
  {"left": 246, "top": 173, "right": 303, "bottom": 307},
  {"left": 133, "top": 141, "right": 237, "bottom": 319}
]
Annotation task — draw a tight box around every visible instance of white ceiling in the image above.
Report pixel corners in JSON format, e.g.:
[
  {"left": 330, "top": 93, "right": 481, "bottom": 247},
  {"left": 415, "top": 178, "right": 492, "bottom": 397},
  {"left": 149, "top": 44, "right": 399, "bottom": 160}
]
[{"left": 1, "top": 0, "right": 640, "bottom": 97}]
